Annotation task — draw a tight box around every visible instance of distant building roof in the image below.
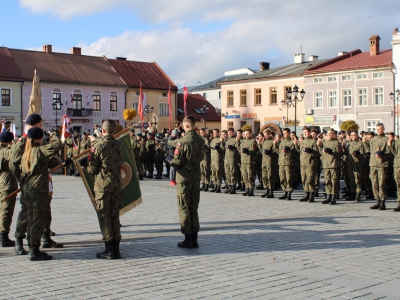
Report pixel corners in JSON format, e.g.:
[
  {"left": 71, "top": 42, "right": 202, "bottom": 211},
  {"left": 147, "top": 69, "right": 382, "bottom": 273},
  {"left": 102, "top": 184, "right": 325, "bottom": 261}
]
[
  {"left": 304, "top": 49, "right": 392, "bottom": 74},
  {"left": 8, "top": 48, "right": 125, "bottom": 87},
  {"left": 177, "top": 93, "right": 220, "bottom": 122},
  {"left": 0, "top": 47, "right": 23, "bottom": 82},
  {"left": 108, "top": 58, "right": 177, "bottom": 90},
  {"left": 177, "top": 86, "right": 198, "bottom": 94}
]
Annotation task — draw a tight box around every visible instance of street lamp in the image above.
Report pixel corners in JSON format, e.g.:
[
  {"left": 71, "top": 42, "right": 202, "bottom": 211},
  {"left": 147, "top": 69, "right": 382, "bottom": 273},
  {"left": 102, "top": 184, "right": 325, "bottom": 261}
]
[
  {"left": 280, "top": 98, "right": 293, "bottom": 127},
  {"left": 52, "top": 98, "right": 63, "bottom": 132},
  {"left": 144, "top": 105, "right": 154, "bottom": 126},
  {"left": 389, "top": 89, "right": 400, "bottom": 134},
  {"left": 285, "top": 85, "right": 305, "bottom": 134},
  {"left": 199, "top": 104, "right": 209, "bottom": 129}
]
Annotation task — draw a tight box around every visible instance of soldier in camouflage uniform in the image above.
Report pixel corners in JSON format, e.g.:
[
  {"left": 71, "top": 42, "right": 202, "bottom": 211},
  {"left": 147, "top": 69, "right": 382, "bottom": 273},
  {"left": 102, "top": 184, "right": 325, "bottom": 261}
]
[
  {"left": 363, "top": 132, "right": 374, "bottom": 199},
  {"left": 318, "top": 128, "right": 342, "bottom": 205},
  {"left": 298, "top": 126, "right": 320, "bottom": 203},
  {"left": 235, "top": 129, "right": 245, "bottom": 191},
  {"left": 154, "top": 133, "right": 165, "bottom": 179},
  {"left": 390, "top": 135, "right": 400, "bottom": 211},
  {"left": 0, "top": 132, "right": 18, "bottom": 247},
  {"left": 209, "top": 129, "right": 224, "bottom": 193},
  {"left": 344, "top": 131, "right": 365, "bottom": 201},
  {"left": 145, "top": 132, "right": 155, "bottom": 178},
  {"left": 369, "top": 123, "right": 391, "bottom": 210},
  {"left": 277, "top": 128, "right": 299, "bottom": 200},
  {"left": 311, "top": 129, "right": 322, "bottom": 197},
  {"left": 199, "top": 128, "right": 211, "bottom": 192},
  {"left": 258, "top": 129, "right": 278, "bottom": 198},
  {"left": 255, "top": 133, "right": 264, "bottom": 190},
  {"left": 223, "top": 128, "right": 238, "bottom": 194},
  {"left": 135, "top": 133, "right": 145, "bottom": 180},
  {"left": 239, "top": 130, "right": 257, "bottom": 196},
  {"left": 170, "top": 116, "right": 205, "bottom": 249},
  {"left": 87, "top": 120, "right": 124, "bottom": 259},
  {"left": 79, "top": 132, "right": 91, "bottom": 153}
]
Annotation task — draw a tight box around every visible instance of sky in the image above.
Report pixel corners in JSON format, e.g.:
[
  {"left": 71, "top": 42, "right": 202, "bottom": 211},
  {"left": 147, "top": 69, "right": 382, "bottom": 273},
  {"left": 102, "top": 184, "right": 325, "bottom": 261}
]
[{"left": 2, "top": 0, "right": 400, "bottom": 87}]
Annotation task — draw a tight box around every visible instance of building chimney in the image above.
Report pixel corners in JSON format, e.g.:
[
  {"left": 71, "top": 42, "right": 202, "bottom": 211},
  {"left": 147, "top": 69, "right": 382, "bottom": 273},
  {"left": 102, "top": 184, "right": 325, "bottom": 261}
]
[
  {"left": 369, "top": 35, "right": 380, "bottom": 56},
  {"left": 259, "top": 62, "right": 270, "bottom": 71},
  {"left": 338, "top": 51, "right": 348, "bottom": 56},
  {"left": 71, "top": 47, "right": 81, "bottom": 55},
  {"left": 43, "top": 44, "right": 52, "bottom": 53},
  {"left": 308, "top": 55, "right": 318, "bottom": 61},
  {"left": 294, "top": 53, "right": 305, "bottom": 64},
  {"left": 116, "top": 57, "right": 127, "bottom": 61},
  {"left": 393, "top": 27, "right": 399, "bottom": 36}
]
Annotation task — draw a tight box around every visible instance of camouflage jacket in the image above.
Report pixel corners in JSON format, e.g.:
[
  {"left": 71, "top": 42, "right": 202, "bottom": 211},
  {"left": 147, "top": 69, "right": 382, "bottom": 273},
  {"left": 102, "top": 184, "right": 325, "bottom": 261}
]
[
  {"left": 369, "top": 134, "right": 391, "bottom": 167},
  {"left": 363, "top": 141, "right": 371, "bottom": 166},
  {"left": 278, "top": 138, "right": 298, "bottom": 166},
  {"left": 0, "top": 144, "right": 18, "bottom": 191},
  {"left": 210, "top": 137, "right": 224, "bottom": 163},
  {"left": 345, "top": 140, "right": 365, "bottom": 168},
  {"left": 390, "top": 140, "right": 400, "bottom": 168},
  {"left": 319, "top": 139, "right": 342, "bottom": 169},
  {"left": 258, "top": 138, "right": 277, "bottom": 166},
  {"left": 298, "top": 137, "right": 320, "bottom": 168},
  {"left": 240, "top": 138, "right": 257, "bottom": 164},
  {"left": 224, "top": 136, "right": 239, "bottom": 164},
  {"left": 146, "top": 139, "right": 155, "bottom": 158},
  {"left": 201, "top": 136, "right": 211, "bottom": 162},
  {"left": 9, "top": 136, "right": 27, "bottom": 182},
  {"left": 170, "top": 129, "right": 205, "bottom": 184},
  {"left": 79, "top": 138, "right": 90, "bottom": 154},
  {"left": 87, "top": 135, "right": 124, "bottom": 192}
]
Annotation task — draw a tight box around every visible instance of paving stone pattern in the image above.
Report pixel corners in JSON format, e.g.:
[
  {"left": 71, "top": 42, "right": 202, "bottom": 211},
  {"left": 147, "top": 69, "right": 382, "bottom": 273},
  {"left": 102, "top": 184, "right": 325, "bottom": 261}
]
[{"left": 0, "top": 175, "right": 399, "bottom": 299}]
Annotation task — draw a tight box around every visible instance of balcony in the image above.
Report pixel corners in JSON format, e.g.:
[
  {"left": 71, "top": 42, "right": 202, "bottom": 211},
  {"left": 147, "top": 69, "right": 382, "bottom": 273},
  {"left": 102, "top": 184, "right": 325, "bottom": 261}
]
[{"left": 67, "top": 108, "right": 93, "bottom": 117}]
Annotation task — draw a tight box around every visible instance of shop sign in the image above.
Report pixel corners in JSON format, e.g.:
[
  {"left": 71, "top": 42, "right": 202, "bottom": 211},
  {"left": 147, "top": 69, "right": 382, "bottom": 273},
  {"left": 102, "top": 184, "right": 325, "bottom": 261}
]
[
  {"left": 225, "top": 115, "right": 240, "bottom": 119},
  {"left": 242, "top": 113, "right": 258, "bottom": 119}
]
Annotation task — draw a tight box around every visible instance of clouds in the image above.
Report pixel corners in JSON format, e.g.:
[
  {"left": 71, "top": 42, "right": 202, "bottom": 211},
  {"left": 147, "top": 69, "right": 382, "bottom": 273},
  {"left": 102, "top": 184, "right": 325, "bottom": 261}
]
[{"left": 19, "top": 0, "right": 400, "bottom": 86}]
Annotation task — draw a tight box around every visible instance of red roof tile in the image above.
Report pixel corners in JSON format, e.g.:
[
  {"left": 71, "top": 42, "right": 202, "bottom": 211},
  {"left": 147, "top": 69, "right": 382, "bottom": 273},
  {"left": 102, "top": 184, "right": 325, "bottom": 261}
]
[
  {"left": 108, "top": 58, "right": 177, "bottom": 90},
  {"left": 0, "top": 47, "right": 23, "bottom": 82},
  {"left": 305, "top": 49, "right": 392, "bottom": 74},
  {"left": 177, "top": 93, "right": 220, "bottom": 122}
]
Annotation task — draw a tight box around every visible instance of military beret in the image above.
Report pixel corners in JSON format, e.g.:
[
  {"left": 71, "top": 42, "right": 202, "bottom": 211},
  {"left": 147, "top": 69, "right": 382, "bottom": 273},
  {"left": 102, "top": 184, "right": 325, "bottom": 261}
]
[
  {"left": 147, "top": 132, "right": 153, "bottom": 136},
  {"left": 241, "top": 147, "right": 249, "bottom": 152},
  {"left": 303, "top": 147, "right": 312, "bottom": 153},
  {"left": 156, "top": 133, "right": 163, "bottom": 138},
  {"left": 263, "top": 149, "right": 271, "bottom": 155},
  {"left": 27, "top": 127, "right": 44, "bottom": 139},
  {"left": 26, "top": 113, "right": 42, "bottom": 125},
  {"left": 323, "top": 147, "right": 332, "bottom": 154},
  {"left": 136, "top": 133, "right": 142, "bottom": 137},
  {"left": 376, "top": 150, "right": 385, "bottom": 156},
  {"left": 0, "top": 132, "right": 14, "bottom": 143},
  {"left": 82, "top": 132, "right": 88, "bottom": 136},
  {"left": 130, "top": 128, "right": 135, "bottom": 132},
  {"left": 282, "top": 146, "right": 290, "bottom": 152}
]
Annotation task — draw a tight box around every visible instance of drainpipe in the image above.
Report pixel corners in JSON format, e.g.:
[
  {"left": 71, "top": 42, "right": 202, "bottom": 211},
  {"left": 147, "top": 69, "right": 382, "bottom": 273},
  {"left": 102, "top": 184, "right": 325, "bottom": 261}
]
[{"left": 20, "top": 81, "right": 24, "bottom": 133}]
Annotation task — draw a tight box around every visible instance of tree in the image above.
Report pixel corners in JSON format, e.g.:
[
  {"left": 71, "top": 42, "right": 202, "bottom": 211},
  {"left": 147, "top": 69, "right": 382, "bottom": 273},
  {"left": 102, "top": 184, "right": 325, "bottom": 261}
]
[
  {"left": 340, "top": 120, "right": 359, "bottom": 132},
  {"left": 123, "top": 108, "right": 137, "bottom": 127},
  {"left": 241, "top": 124, "right": 252, "bottom": 132}
]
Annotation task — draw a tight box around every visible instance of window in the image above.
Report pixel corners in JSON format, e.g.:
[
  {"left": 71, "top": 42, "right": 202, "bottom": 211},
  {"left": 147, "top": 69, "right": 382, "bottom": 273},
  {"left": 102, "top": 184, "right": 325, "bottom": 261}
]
[
  {"left": 52, "top": 92, "right": 61, "bottom": 103},
  {"left": 162, "top": 93, "right": 167, "bottom": 97},
  {"left": 159, "top": 103, "right": 169, "bottom": 116},
  {"left": 357, "top": 74, "right": 367, "bottom": 80},
  {"left": 328, "top": 90, "right": 337, "bottom": 107},
  {"left": 72, "top": 94, "right": 82, "bottom": 109},
  {"left": 254, "top": 88, "right": 261, "bottom": 105},
  {"left": 366, "top": 120, "right": 380, "bottom": 132},
  {"left": 328, "top": 76, "right": 337, "bottom": 82},
  {"left": 227, "top": 90, "right": 234, "bottom": 106},
  {"left": 1, "top": 89, "right": 10, "bottom": 106},
  {"left": 284, "top": 86, "right": 291, "bottom": 101},
  {"left": 110, "top": 95, "right": 117, "bottom": 111},
  {"left": 254, "top": 121, "right": 260, "bottom": 134},
  {"left": 314, "top": 91, "right": 323, "bottom": 108},
  {"left": 270, "top": 87, "right": 277, "bottom": 104},
  {"left": 313, "top": 77, "right": 322, "bottom": 83},
  {"left": 240, "top": 90, "right": 247, "bottom": 106},
  {"left": 203, "top": 92, "right": 207, "bottom": 99},
  {"left": 227, "top": 121, "right": 233, "bottom": 128},
  {"left": 342, "top": 89, "right": 352, "bottom": 107},
  {"left": 240, "top": 121, "right": 246, "bottom": 128},
  {"left": 358, "top": 88, "right": 367, "bottom": 106},
  {"left": 93, "top": 95, "right": 101, "bottom": 111},
  {"left": 373, "top": 72, "right": 383, "bottom": 78},
  {"left": 219, "top": 91, "right": 221, "bottom": 99},
  {"left": 374, "top": 87, "right": 384, "bottom": 105},
  {"left": 342, "top": 75, "right": 351, "bottom": 81},
  {"left": 132, "top": 102, "right": 138, "bottom": 111}
]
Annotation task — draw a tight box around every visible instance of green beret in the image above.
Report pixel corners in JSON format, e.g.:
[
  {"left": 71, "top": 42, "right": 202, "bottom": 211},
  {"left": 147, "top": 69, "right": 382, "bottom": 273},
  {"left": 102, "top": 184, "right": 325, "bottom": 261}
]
[
  {"left": 136, "top": 133, "right": 142, "bottom": 137},
  {"left": 147, "top": 132, "right": 153, "bottom": 136},
  {"left": 130, "top": 128, "right": 135, "bottom": 132}
]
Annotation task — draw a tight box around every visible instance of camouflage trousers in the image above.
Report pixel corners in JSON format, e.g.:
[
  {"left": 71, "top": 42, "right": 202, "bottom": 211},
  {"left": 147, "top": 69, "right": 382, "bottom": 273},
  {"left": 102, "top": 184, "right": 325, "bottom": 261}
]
[
  {"left": 25, "top": 190, "right": 50, "bottom": 246},
  {"left": 94, "top": 186, "right": 122, "bottom": 242},
  {"left": 210, "top": 161, "right": 223, "bottom": 185},
  {"left": 176, "top": 180, "right": 200, "bottom": 234},
  {"left": 370, "top": 167, "right": 389, "bottom": 200},
  {"left": 241, "top": 163, "right": 256, "bottom": 189},
  {"left": 43, "top": 192, "right": 53, "bottom": 236},
  {"left": 135, "top": 156, "right": 144, "bottom": 175},
  {"left": 200, "top": 160, "right": 211, "bottom": 184},
  {"left": 300, "top": 167, "right": 317, "bottom": 193},
  {"left": 348, "top": 167, "right": 363, "bottom": 193},
  {"left": 343, "top": 162, "right": 350, "bottom": 189},
  {"left": 224, "top": 161, "right": 237, "bottom": 186},
  {"left": 14, "top": 190, "right": 28, "bottom": 239},
  {"left": 394, "top": 168, "right": 400, "bottom": 203},
  {"left": 315, "top": 165, "right": 321, "bottom": 190},
  {"left": 155, "top": 159, "right": 163, "bottom": 175},
  {"left": 324, "top": 168, "right": 340, "bottom": 195},
  {"left": 261, "top": 164, "right": 274, "bottom": 189},
  {"left": 363, "top": 165, "right": 372, "bottom": 194},
  {"left": 279, "top": 165, "right": 293, "bottom": 192},
  {"left": 0, "top": 190, "right": 16, "bottom": 234}
]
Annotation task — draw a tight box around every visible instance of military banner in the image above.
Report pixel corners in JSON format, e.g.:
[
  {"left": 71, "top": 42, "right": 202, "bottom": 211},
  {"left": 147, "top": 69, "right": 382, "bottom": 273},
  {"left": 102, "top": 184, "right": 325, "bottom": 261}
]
[{"left": 73, "top": 128, "right": 142, "bottom": 216}]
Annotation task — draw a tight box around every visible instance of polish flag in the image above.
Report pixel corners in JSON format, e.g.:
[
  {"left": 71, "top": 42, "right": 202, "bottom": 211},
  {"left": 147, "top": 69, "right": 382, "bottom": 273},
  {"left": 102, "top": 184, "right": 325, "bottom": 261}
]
[{"left": 183, "top": 85, "right": 188, "bottom": 117}]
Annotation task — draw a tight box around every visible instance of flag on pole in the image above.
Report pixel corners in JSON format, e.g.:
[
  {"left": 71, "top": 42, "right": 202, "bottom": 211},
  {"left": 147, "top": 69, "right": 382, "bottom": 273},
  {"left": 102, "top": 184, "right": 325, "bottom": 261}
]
[
  {"left": 10, "top": 123, "right": 17, "bottom": 138},
  {"left": 168, "top": 85, "right": 172, "bottom": 130},
  {"left": 138, "top": 82, "right": 144, "bottom": 131},
  {"left": 1, "top": 120, "right": 6, "bottom": 132},
  {"left": 70, "top": 93, "right": 74, "bottom": 103},
  {"left": 183, "top": 85, "right": 188, "bottom": 117},
  {"left": 86, "top": 93, "right": 94, "bottom": 99},
  {"left": 61, "top": 114, "right": 71, "bottom": 144}
]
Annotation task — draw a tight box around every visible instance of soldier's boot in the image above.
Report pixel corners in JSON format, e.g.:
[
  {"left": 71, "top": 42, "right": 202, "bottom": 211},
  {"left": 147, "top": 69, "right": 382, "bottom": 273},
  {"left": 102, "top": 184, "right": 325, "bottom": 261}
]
[
  {"left": 267, "top": 189, "right": 275, "bottom": 198},
  {"left": 248, "top": 188, "right": 254, "bottom": 196},
  {"left": 215, "top": 185, "right": 221, "bottom": 193},
  {"left": 229, "top": 186, "right": 236, "bottom": 194},
  {"left": 308, "top": 193, "right": 315, "bottom": 203},
  {"left": 178, "top": 234, "right": 194, "bottom": 249},
  {"left": 1, "top": 232, "right": 15, "bottom": 247},
  {"left": 221, "top": 183, "right": 227, "bottom": 189},
  {"left": 41, "top": 234, "right": 63, "bottom": 248},
  {"left": 28, "top": 245, "right": 52, "bottom": 261},
  {"left": 200, "top": 183, "right": 204, "bottom": 191},
  {"left": 224, "top": 185, "right": 232, "bottom": 194},
  {"left": 139, "top": 174, "right": 144, "bottom": 180},
  {"left": 156, "top": 174, "right": 162, "bottom": 179},
  {"left": 322, "top": 194, "right": 332, "bottom": 204},
  {"left": 370, "top": 199, "right": 381, "bottom": 209},
  {"left": 393, "top": 203, "right": 400, "bottom": 211},
  {"left": 355, "top": 192, "right": 361, "bottom": 202},
  {"left": 314, "top": 189, "right": 320, "bottom": 197},
  {"left": 345, "top": 192, "right": 356, "bottom": 201},
  {"left": 364, "top": 193, "right": 374, "bottom": 200},
  {"left": 240, "top": 183, "right": 246, "bottom": 191},
  {"left": 329, "top": 195, "right": 337, "bottom": 205},
  {"left": 96, "top": 242, "right": 115, "bottom": 259},
  {"left": 14, "top": 237, "right": 27, "bottom": 255},
  {"left": 209, "top": 184, "right": 218, "bottom": 192},
  {"left": 114, "top": 240, "right": 121, "bottom": 259},
  {"left": 256, "top": 183, "right": 264, "bottom": 190},
  {"left": 192, "top": 232, "right": 199, "bottom": 248},
  {"left": 278, "top": 192, "right": 288, "bottom": 200},
  {"left": 235, "top": 184, "right": 241, "bottom": 190},
  {"left": 379, "top": 199, "right": 386, "bottom": 210},
  {"left": 203, "top": 184, "right": 209, "bottom": 192},
  {"left": 261, "top": 189, "right": 269, "bottom": 198},
  {"left": 299, "top": 192, "right": 310, "bottom": 202},
  {"left": 242, "top": 188, "right": 250, "bottom": 196},
  {"left": 286, "top": 192, "right": 292, "bottom": 200}
]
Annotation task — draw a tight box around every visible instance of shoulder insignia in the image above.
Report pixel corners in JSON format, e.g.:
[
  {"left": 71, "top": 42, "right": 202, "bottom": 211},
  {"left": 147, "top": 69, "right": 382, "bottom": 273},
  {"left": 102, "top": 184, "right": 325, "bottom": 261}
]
[
  {"left": 176, "top": 143, "right": 181, "bottom": 149},
  {"left": 174, "top": 149, "right": 179, "bottom": 155}
]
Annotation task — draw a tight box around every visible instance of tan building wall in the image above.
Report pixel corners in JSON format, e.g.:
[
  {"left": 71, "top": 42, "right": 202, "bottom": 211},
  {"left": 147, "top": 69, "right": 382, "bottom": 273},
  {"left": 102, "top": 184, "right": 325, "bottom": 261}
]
[
  {"left": 220, "top": 76, "right": 306, "bottom": 134},
  {"left": 126, "top": 88, "right": 177, "bottom": 130},
  {"left": 0, "top": 81, "right": 23, "bottom": 134}
]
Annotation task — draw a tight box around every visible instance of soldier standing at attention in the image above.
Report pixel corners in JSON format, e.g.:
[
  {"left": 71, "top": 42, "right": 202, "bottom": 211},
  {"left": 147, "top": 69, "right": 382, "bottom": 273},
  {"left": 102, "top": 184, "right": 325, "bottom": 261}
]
[
  {"left": 239, "top": 129, "right": 257, "bottom": 196},
  {"left": 390, "top": 134, "right": 400, "bottom": 211},
  {"left": 145, "top": 132, "right": 155, "bottom": 178},
  {"left": 199, "top": 128, "right": 211, "bottom": 192},
  {"left": 170, "top": 116, "right": 205, "bottom": 249},
  {"left": 87, "top": 120, "right": 124, "bottom": 259},
  {"left": 0, "top": 132, "right": 18, "bottom": 247},
  {"left": 258, "top": 128, "right": 278, "bottom": 198},
  {"left": 224, "top": 128, "right": 238, "bottom": 194},
  {"left": 369, "top": 123, "right": 391, "bottom": 210},
  {"left": 318, "top": 128, "right": 342, "bottom": 205},
  {"left": 235, "top": 129, "right": 245, "bottom": 191},
  {"left": 209, "top": 129, "right": 224, "bottom": 193},
  {"left": 255, "top": 133, "right": 264, "bottom": 190},
  {"left": 344, "top": 131, "right": 365, "bottom": 201},
  {"left": 298, "top": 126, "right": 320, "bottom": 203},
  {"left": 363, "top": 132, "right": 374, "bottom": 199}
]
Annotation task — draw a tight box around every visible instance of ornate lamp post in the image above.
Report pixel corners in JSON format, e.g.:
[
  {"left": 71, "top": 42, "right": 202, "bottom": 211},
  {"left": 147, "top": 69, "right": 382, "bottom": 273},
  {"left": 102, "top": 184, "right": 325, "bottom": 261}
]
[
  {"left": 200, "top": 104, "right": 209, "bottom": 129},
  {"left": 52, "top": 98, "right": 63, "bottom": 131},
  {"left": 144, "top": 105, "right": 154, "bottom": 126},
  {"left": 389, "top": 89, "right": 400, "bottom": 134},
  {"left": 285, "top": 85, "right": 305, "bottom": 134},
  {"left": 280, "top": 98, "right": 292, "bottom": 127}
]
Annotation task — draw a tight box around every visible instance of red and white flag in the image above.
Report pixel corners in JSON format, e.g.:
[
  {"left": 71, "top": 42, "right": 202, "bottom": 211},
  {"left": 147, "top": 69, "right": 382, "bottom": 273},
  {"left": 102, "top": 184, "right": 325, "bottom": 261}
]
[
  {"left": 70, "top": 93, "right": 74, "bottom": 103},
  {"left": 61, "top": 114, "right": 71, "bottom": 144},
  {"left": 138, "top": 82, "right": 144, "bottom": 131},
  {"left": 183, "top": 85, "right": 188, "bottom": 117},
  {"left": 10, "top": 123, "right": 17, "bottom": 138}
]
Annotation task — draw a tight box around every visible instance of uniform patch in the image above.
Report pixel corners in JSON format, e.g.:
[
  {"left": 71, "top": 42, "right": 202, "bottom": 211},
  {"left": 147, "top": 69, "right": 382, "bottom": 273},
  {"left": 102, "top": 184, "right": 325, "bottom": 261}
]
[
  {"left": 176, "top": 143, "right": 181, "bottom": 149},
  {"left": 174, "top": 149, "right": 179, "bottom": 155}
]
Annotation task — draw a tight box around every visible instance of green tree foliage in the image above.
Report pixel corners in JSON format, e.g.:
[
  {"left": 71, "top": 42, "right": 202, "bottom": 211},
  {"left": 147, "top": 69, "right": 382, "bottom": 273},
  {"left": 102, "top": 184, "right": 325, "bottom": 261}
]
[
  {"left": 340, "top": 120, "right": 359, "bottom": 131},
  {"left": 241, "top": 124, "right": 252, "bottom": 132}
]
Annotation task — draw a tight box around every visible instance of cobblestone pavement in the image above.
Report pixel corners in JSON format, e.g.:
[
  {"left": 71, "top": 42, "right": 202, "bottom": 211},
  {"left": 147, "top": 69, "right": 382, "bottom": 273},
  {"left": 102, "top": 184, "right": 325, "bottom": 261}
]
[{"left": 1, "top": 175, "right": 400, "bottom": 299}]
